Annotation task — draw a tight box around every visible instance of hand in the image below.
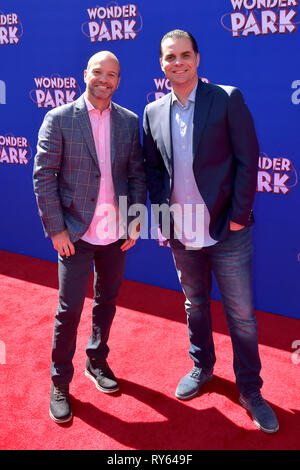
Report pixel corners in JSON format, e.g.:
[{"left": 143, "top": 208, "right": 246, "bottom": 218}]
[
  {"left": 51, "top": 229, "right": 75, "bottom": 257},
  {"left": 229, "top": 221, "right": 245, "bottom": 231},
  {"left": 120, "top": 223, "right": 140, "bottom": 252}
]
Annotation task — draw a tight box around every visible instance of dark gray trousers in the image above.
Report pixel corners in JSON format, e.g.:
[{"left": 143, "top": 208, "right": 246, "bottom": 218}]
[{"left": 51, "top": 238, "right": 126, "bottom": 385}]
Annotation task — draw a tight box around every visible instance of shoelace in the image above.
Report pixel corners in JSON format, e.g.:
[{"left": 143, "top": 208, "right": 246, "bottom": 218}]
[
  {"left": 54, "top": 384, "right": 69, "bottom": 400},
  {"left": 92, "top": 359, "right": 110, "bottom": 375},
  {"left": 190, "top": 367, "right": 201, "bottom": 378}
]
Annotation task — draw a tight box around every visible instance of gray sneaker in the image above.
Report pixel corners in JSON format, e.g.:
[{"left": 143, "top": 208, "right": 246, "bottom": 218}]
[
  {"left": 239, "top": 392, "right": 279, "bottom": 433},
  {"left": 85, "top": 358, "right": 119, "bottom": 393},
  {"left": 49, "top": 383, "right": 72, "bottom": 423},
  {"left": 175, "top": 366, "right": 213, "bottom": 400}
]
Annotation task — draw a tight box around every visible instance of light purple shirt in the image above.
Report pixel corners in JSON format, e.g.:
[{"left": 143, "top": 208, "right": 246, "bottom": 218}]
[{"left": 170, "top": 83, "right": 217, "bottom": 248}]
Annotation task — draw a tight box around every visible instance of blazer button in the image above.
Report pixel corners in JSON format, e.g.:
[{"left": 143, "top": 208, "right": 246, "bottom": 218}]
[{"left": 91, "top": 198, "right": 96, "bottom": 202}]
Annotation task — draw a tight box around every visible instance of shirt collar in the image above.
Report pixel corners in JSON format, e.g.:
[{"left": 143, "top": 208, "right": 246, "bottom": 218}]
[
  {"left": 171, "top": 81, "right": 198, "bottom": 107},
  {"left": 84, "top": 93, "right": 112, "bottom": 113}
]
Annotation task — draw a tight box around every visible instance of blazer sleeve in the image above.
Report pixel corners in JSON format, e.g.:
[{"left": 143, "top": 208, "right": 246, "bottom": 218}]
[
  {"left": 127, "top": 116, "right": 147, "bottom": 207},
  {"left": 227, "top": 88, "right": 259, "bottom": 226},
  {"left": 143, "top": 105, "right": 167, "bottom": 205},
  {"left": 32, "top": 111, "right": 66, "bottom": 238}
]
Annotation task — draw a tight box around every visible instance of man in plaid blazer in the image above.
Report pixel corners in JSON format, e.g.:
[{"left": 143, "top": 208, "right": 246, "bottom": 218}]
[{"left": 33, "top": 51, "right": 146, "bottom": 423}]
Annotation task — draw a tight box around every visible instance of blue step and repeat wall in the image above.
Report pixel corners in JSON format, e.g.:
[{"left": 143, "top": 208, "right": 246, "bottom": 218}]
[{"left": 0, "top": 1, "right": 299, "bottom": 319}]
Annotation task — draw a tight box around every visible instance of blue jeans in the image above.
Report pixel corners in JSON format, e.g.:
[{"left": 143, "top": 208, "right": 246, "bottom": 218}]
[
  {"left": 51, "top": 238, "right": 126, "bottom": 385},
  {"left": 169, "top": 227, "right": 263, "bottom": 397}
]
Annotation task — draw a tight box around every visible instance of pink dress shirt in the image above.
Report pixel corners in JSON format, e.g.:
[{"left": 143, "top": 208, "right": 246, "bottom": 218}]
[{"left": 81, "top": 95, "right": 124, "bottom": 245}]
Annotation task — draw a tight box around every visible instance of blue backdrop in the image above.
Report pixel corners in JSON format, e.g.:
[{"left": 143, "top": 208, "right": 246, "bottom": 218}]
[{"left": 0, "top": 0, "right": 299, "bottom": 319}]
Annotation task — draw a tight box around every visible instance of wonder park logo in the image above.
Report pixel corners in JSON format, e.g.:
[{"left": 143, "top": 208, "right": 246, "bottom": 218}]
[
  {"left": 0, "top": 11, "right": 23, "bottom": 45},
  {"left": 81, "top": 3, "right": 143, "bottom": 42},
  {"left": 30, "top": 75, "right": 81, "bottom": 109},
  {"left": 0, "top": 134, "right": 32, "bottom": 165},
  {"left": 257, "top": 153, "right": 298, "bottom": 194},
  {"left": 146, "top": 77, "right": 172, "bottom": 103},
  {"left": 221, "top": 0, "right": 299, "bottom": 37}
]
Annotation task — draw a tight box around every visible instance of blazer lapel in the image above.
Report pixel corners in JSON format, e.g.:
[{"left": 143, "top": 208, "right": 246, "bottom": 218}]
[
  {"left": 74, "top": 95, "right": 99, "bottom": 168},
  {"left": 193, "top": 80, "right": 214, "bottom": 158},
  {"left": 159, "top": 94, "right": 173, "bottom": 176},
  {"left": 110, "top": 102, "right": 120, "bottom": 167}
]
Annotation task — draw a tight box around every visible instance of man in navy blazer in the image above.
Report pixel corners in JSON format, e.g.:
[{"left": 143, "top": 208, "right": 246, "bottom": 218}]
[
  {"left": 33, "top": 51, "right": 146, "bottom": 423},
  {"left": 143, "top": 30, "right": 278, "bottom": 433}
]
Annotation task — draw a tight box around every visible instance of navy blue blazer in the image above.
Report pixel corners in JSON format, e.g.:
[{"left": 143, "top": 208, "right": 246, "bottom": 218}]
[{"left": 143, "top": 79, "right": 259, "bottom": 242}]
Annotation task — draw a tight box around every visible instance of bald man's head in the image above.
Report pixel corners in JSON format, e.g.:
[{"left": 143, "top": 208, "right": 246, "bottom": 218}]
[
  {"left": 84, "top": 50, "right": 121, "bottom": 111},
  {"left": 86, "top": 51, "right": 120, "bottom": 76}
]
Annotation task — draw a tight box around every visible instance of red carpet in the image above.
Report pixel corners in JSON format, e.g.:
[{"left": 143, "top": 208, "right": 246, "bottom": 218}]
[{"left": 0, "top": 249, "right": 299, "bottom": 450}]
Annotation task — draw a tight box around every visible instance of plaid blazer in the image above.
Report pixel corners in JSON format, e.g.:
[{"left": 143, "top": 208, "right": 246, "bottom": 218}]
[{"left": 33, "top": 94, "right": 146, "bottom": 242}]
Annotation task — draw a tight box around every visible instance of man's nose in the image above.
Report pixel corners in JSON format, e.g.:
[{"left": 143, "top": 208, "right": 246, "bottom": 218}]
[
  {"left": 174, "top": 57, "right": 183, "bottom": 65},
  {"left": 97, "top": 74, "right": 108, "bottom": 82}
]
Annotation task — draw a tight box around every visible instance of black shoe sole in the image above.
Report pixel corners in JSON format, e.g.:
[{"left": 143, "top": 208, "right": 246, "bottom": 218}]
[{"left": 85, "top": 368, "right": 119, "bottom": 393}]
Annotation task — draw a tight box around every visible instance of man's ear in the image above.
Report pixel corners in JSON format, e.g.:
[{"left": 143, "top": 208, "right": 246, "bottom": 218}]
[{"left": 160, "top": 57, "right": 164, "bottom": 73}]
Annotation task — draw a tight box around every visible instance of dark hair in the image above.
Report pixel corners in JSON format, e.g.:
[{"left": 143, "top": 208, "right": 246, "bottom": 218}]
[{"left": 160, "top": 29, "right": 198, "bottom": 57}]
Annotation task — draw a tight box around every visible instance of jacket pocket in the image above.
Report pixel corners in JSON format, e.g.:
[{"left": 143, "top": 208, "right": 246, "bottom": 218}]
[{"left": 60, "top": 193, "right": 73, "bottom": 208}]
